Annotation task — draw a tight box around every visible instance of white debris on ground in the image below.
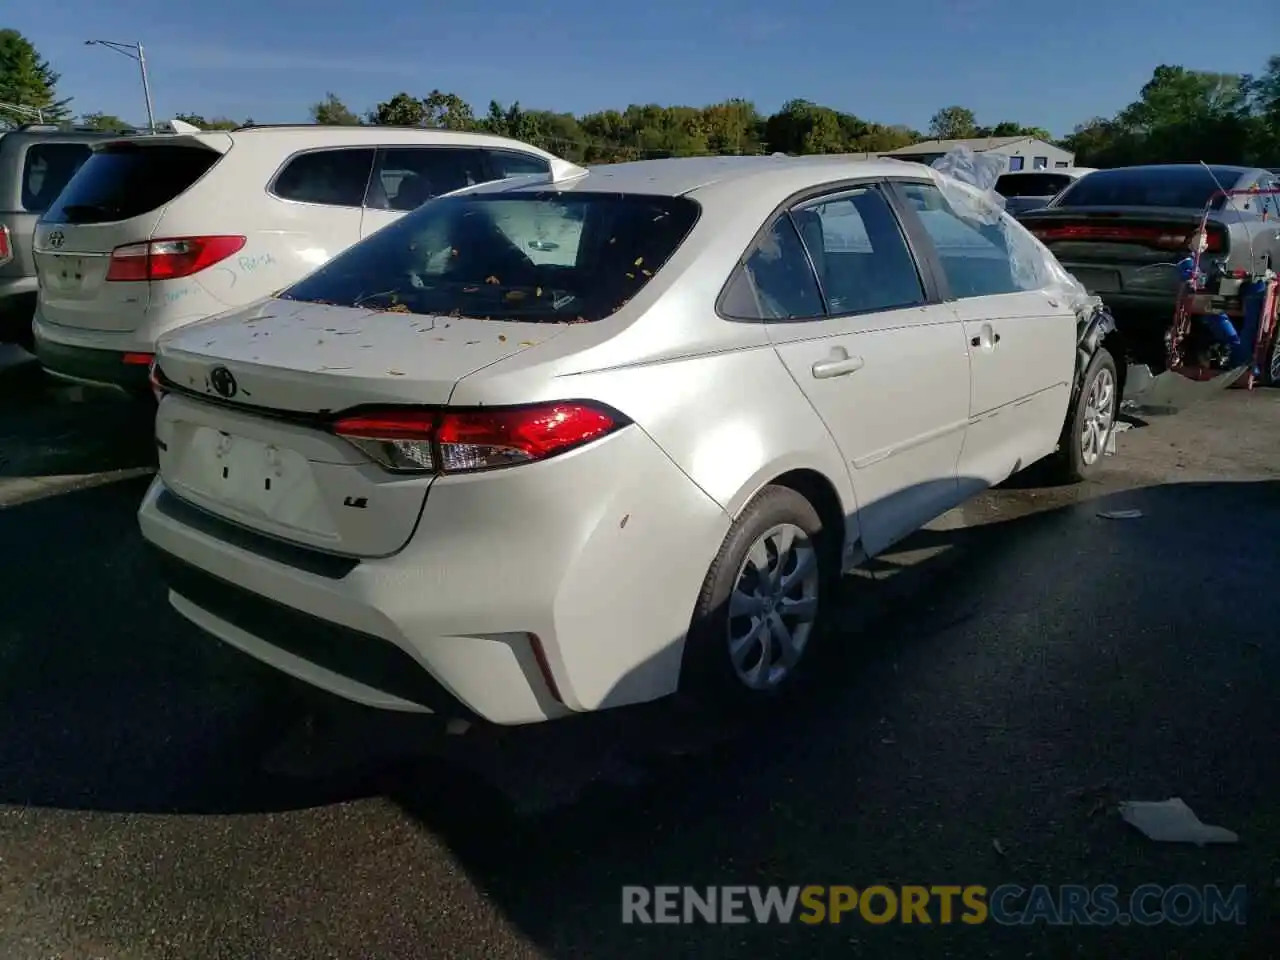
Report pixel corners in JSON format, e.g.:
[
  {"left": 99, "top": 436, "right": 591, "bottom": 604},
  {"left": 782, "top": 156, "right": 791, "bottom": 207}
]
[{"left": 1098, "top": 509, "right": 1144, "bottom": 520}]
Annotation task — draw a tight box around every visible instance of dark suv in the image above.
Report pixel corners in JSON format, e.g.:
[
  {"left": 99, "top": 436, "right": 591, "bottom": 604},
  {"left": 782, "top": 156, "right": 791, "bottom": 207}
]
[{"left": 0, "top": 124, "right": 139, "bottom": 349}]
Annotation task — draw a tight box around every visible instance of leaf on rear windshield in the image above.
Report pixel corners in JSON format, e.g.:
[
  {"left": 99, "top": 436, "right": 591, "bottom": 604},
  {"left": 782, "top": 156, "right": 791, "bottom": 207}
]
[{"left": 383, "top": 303, "right": 412, "bottom": 313}]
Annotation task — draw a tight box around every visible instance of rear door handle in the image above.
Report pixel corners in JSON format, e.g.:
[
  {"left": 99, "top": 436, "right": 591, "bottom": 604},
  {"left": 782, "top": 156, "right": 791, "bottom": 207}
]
[
  {"left": 811, "top": 347, "right": 865, "bottom": 379},
  {"left": 970, "top": 330, "right": 1002, "bottom": 347}
]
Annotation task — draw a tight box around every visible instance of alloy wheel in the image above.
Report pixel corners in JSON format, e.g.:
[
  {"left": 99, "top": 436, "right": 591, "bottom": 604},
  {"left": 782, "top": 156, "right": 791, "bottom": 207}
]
[{"left": 727, "top": 522, "right": 821, "bottom": 691}]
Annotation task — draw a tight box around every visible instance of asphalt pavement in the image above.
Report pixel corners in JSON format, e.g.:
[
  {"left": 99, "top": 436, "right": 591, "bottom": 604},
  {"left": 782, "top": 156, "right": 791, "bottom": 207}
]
[{"left": 1, "top": 371, "right": 1279, "bottom": 959}]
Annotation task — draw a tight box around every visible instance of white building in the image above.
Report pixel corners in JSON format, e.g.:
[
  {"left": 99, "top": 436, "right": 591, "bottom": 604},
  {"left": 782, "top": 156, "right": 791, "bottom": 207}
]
[{"left": 878, "top": 136, "right": 1075, "bottom": 171}]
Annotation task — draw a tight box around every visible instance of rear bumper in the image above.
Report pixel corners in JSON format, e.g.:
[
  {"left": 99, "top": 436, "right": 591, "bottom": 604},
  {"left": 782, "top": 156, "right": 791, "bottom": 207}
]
[
  {"left": 32, "top": 317, "right": 151, "bottom": 391},
  {"left": 137, "top": 424, "right": 731, "bottom": 725}
]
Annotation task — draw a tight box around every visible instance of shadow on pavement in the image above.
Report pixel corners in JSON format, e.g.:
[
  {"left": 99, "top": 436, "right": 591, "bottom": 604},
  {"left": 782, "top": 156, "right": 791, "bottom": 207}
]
[
  {"left": 0, "top": 375, "right": 156, "bottom": 482},
  {"left": 385, "top": 480, "right": 1280, "bottom": 958},
  {"left": 0, "top": 477, "right": 1277, "bottom": 957}
]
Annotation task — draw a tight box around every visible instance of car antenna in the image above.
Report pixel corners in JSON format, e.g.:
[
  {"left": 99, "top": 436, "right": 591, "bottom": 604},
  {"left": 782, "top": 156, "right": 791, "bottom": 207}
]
[{"left": 1198, "top": 160, "right": 1256, "bottom": 273}]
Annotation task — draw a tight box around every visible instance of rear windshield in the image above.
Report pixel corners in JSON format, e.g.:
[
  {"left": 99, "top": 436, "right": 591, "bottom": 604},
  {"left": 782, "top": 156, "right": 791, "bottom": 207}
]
[
  {"left": 22, "top": 142, "right": 93, "bottom": 213},
  {"left": 42, "top": 143, "right": 220, "bottom": 225},
  {"left": 994, "top": 173, "right": 1072, "bottom": 198},
  {"left": 280, "top": 191, "right": 701, "bottom": 323},
  {"left": 1053, "top": 166, "right": 1246, "bottom": 210}
]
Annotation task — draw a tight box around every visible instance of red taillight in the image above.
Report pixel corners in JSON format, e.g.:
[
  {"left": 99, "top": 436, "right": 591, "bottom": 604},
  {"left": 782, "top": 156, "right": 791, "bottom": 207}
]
[
  {"left": 0, "top": 224, "right": 11, "bottom": 266},
  {"left": 106, "top": 236, "right": 246, "bottom": 282},
  {"left": 1028, "top": 222, "right": 1224, "bottom": 253},
  {"left": 122, "top": 352, "right": 153, "bottom": 365},
  {"left": 331, "top": 402, "right": 625, "bottom": 474}
]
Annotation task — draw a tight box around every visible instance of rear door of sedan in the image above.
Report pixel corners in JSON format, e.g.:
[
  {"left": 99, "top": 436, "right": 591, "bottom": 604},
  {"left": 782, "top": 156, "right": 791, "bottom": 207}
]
[
  {"left": 727, "top": 179, "right": 972, "bottom": 558},
  {"left": 887, "top": 178, "right": 1077, "bottom": 492}
]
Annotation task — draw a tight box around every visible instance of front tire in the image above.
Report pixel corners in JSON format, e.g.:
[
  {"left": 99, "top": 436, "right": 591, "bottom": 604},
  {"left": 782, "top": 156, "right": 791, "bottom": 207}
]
[
  {"left": 1049, "top": 347, "right": 1118, "bottom": 483},
  {"left": 680, "top": 485, "right": 831, "bottom": 709}
]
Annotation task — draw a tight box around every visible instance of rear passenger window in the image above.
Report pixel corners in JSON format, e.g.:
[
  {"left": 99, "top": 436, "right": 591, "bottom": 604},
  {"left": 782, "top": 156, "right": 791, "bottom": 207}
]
[
  {"left": 42, "top": 144, "right": 222, "bottom": 224},
  {"left": 793, "top": 187, "right": 925, "bottom": 315},
  {"left": 487, "top": 150, "right": 550, "bottom": 178},
  {"left": 365, "top": 148, "right": 487, "bottom": 211},
  {"left": 272, "top": 148, "right": 374, "bottom": 207},
  {"left": 721, "top": 217, "right": 825, "bottom": 321},
  {"left": 897, "top": 181, "right": 1045, "bottom": 297},
  {"left": 21, "top": 143, "right": 92, "bottom": 213}
]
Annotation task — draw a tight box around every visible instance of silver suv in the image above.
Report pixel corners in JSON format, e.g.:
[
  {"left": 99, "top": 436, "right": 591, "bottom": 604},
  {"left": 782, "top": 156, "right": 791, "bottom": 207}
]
[{"left": 0, "top": 123, "right": 138, "bottom": 350}]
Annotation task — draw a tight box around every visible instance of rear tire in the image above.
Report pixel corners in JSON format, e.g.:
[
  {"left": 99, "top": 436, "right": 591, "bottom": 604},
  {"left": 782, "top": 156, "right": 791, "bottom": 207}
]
[
  {"left": 1048, "top": 347, "right": 1118, "bottom": 484},
  {"left": 680, "top": 485, "right": 832, "bottom": 711},
  {"left": 1263, "top": 331, "right": 1280, "bottom": 388}
]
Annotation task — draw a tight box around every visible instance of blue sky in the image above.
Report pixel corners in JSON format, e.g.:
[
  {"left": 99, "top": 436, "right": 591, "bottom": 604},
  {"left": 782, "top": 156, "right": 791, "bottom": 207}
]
[{"left": 9, "top": 0, "right": 1275, "bottom": 138}]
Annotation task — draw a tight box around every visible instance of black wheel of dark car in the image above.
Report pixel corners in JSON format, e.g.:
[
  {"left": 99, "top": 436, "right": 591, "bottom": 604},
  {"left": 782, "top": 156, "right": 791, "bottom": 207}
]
[
  {"left": 1264, "top": 332, "right": 1280, "bottom": 388},
  {"left": 1049, "top": 347, "right": 1118, "bottom": 484},
  {"left": 680, "top": 485, "right": 833, "bottom": 709}
]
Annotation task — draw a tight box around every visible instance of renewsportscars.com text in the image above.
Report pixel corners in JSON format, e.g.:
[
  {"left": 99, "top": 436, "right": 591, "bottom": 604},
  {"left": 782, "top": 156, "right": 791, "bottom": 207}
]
[{"left": 621, "top": 884, "right": 1247, "bottom": 926}]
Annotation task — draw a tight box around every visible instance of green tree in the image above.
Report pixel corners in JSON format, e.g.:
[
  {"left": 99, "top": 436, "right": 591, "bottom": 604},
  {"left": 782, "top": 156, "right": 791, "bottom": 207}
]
[
  {"left": 1243, "top": 55, "right": 1280, "bottom": 164},
  {"left": 311, "top": 92, "right": 361, "bottom": 125},
  {"left": 765, "top": 99, "right": 845, "bottom": 154},
  {"left": 422, "top": 89, "right": 475, "bottom": 129},
  {"left": 0, "top": 29, "right": 72, "bottom": 127},
  {"left": 368, "top": 91, "right": 426, "bottom": 126},
  {"left": 79, "top": 111, "right": 131, "bottom": 131},
  {"left": 975, "top": 121, "right": 1054, "bottom": 141},
  {"left": 173, "top": 113, "right": 240, "bottom": 130},
  {"left": 928, "top": 105, "right": 977, "bottom": 140}
]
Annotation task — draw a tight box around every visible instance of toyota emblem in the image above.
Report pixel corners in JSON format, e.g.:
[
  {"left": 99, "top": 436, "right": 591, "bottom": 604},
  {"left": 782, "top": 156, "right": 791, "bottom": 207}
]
[
  {"left": 209, "top": 366, "right": 238, "bottom": 399},
  {"left": 46, "top": 231, "right": 65, "bottom": 249}
]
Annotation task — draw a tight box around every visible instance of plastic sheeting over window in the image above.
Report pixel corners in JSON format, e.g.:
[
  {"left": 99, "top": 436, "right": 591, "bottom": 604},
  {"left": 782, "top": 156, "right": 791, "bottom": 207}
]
[{"left": 926, "top": 146, "right": 1094, "bottom": 313}]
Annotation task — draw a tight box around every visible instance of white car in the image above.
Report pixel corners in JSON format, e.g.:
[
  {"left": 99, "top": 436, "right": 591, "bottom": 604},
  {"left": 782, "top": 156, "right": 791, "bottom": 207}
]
[
  {"left": 29, "top": 124, "right": 567, "bottom": 394},
  {"left": 995, "top": 167, "right": 1097, "bottom": 217},
  {"left": 138, "top": 155, "right": 1119, "bottom": 726}
]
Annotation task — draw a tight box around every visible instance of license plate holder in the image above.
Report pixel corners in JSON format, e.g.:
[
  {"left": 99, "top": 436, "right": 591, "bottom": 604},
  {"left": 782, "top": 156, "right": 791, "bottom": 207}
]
[{"left": 181, "top": 426, "right": 316, "bottom": 525}]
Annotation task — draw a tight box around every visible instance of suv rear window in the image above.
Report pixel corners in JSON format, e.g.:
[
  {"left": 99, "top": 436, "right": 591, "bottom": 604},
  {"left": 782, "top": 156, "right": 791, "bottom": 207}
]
[
  {"left": 1053, "top": 166, "right": 1246, "bottom": 209},
  {"left": 280, "top": 191, "right": 700, "bottom": 323},
  {"left": 22, "top": 142, "right": 93, "bottom": 213},
  {"left": 994, "top": 173, "right": 1072, "bottom": 198},
  {"left": 42, "top": 143, "right": 220, "bottom": 225}
]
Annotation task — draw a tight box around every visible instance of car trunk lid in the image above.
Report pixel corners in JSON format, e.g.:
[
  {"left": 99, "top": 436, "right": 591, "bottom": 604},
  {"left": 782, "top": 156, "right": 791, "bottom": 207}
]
[
  {"left": 1019, "top": 205, "right": 1231, "bottom": 295},
  {"left": 155, "top": 299, "right": 566, "bottom": 411},
  {"left": 152, "top": 300, "right": 568, "bottom": 556},
  {"left": 34, "top": 134, "right": 230, "bottom": 333},
  {"left": 1019, "top": 206, "right": 1230, "bottom": 264}
]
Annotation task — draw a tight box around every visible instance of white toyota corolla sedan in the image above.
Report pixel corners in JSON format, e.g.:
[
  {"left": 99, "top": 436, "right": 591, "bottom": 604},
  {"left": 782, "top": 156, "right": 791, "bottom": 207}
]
[{"left": 138, "top": 154, "right": 1119, "bottom": 726}]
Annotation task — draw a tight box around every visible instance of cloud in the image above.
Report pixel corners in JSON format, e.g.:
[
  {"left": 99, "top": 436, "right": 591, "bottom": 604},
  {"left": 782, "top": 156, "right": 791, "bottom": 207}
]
[
  {"left": 736, "top": 17, "right": 786, "bottom": 42},
  {"left": 154, "top": 44, "right": 425, "bottom": 77}
]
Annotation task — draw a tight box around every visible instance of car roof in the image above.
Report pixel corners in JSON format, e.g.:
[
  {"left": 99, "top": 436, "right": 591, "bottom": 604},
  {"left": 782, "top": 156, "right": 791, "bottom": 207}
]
[
  {"left": 1000, "top": 167, "right": 1095, "bottom": 177},
  {"left": 220, "top": 124, "right": 559, "bottom": 153},
  {"left": 1091, "top": 163, "right": 1260, "bottom": 176},
  {"left": 466, "top": 154, "right": 932, "bottom": 199}
]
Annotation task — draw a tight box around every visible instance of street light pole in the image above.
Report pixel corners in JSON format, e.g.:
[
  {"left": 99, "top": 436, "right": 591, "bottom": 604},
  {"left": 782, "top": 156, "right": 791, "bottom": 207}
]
[
  {"left": 84, "top": 40, "right": 157, "bottom": 133},
  {"left": 136, "top": 44, "right": 157, "bottom": 134}
]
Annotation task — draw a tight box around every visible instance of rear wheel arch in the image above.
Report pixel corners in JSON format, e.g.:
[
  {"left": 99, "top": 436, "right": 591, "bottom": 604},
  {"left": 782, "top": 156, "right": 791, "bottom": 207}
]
[{"left": 730, "top": 467, "right": 849, "bottom": 578}]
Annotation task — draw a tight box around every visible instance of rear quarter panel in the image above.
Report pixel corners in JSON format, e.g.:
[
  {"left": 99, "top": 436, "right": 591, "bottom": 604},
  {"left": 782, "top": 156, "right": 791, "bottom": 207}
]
[{"left": 446, "top": 196, "right": 861, "bottom": 540}]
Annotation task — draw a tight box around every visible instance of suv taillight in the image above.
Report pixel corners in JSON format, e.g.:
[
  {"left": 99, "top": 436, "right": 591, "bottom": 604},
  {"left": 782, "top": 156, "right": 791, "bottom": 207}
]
[
  {"left": 331, "top": 402, "right": 626, "bottom": 474},
  {"left": 0, "top": 224, "right": 11, "bottom": 267},
  {"left": 106, "top": 236, "right": 246, "bottom": 282}
]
